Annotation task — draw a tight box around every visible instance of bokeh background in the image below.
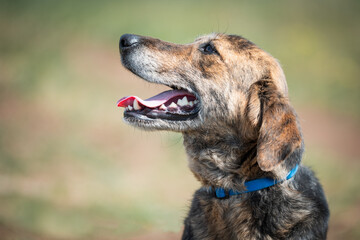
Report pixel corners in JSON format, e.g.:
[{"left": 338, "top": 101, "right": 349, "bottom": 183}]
[{"left": 1, "top": 0, "right": 359, "bottom": 239}]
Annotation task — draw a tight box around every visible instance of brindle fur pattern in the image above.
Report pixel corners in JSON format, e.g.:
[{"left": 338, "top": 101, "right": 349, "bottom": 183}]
[{"left": 119, "top": 33, "right": 329, "bottom": 239}]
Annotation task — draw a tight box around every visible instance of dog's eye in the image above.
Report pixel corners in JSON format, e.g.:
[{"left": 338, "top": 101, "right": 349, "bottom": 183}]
[{"left": 200, "top": 43, "right": 218, "bottom": 55}]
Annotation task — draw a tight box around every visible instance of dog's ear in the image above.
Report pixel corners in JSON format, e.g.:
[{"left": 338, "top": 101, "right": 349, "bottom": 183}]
[{"left": 246, "top": 80, "right": 302, "bottom": 172}]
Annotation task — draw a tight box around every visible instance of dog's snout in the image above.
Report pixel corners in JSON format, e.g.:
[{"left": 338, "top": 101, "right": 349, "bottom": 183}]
[{"left": 119, "top": 34, "right": 141, "bottom": 50}]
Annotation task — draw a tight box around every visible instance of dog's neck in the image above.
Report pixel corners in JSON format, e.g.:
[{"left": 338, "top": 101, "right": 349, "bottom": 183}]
[{"left": 182, "top": 126, "right": 270, "bottom": 190}]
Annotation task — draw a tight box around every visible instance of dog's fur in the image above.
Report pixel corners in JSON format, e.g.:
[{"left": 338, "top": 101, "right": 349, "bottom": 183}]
[{"left": 119, "top": 33, "right": 329, "bottom": 239}]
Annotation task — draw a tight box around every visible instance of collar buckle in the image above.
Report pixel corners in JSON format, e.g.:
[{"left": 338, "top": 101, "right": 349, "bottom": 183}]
[{"left": 214, "top": 187, "right": 230, "bottom": 199}]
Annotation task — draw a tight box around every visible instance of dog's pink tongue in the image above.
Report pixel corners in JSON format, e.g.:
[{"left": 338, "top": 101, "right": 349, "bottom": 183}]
[{"left": 117, "top": 90, "right": 191, "bottom": 108}]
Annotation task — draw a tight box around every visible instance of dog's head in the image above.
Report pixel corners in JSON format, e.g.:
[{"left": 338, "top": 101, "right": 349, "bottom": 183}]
[{"left": 118, "top": 33, "right": 302, "bottom": 179}]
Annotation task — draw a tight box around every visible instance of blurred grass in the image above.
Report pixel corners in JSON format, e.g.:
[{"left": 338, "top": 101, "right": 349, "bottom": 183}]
[{"left": 0, "top": 0, "right": 359, "bottom": 239}]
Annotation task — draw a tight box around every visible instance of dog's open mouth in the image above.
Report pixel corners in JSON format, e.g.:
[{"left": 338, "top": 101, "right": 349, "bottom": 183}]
[{"left": 117, "top": 88, "right": 200, "bottom": 121}]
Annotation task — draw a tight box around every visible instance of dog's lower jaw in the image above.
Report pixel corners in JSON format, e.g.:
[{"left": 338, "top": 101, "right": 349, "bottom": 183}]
[{"left": 123, "top": 117, "right": 202, "bottom": 132}]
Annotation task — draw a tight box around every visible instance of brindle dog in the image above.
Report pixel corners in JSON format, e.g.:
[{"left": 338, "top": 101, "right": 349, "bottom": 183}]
[{"left": 118, "top": 33, "right": 329, "bottom": 240}]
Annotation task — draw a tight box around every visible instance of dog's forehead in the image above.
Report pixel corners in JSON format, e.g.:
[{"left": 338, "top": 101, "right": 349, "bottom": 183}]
[
  {"left": 193, "top": 34, "right": 252, "bottom": 51},
  {"left": 196, "top": 33, "right": 247, "bottom": 41},
  {"left": 194, "top": 33, "right": 222, "bottom": 43}
]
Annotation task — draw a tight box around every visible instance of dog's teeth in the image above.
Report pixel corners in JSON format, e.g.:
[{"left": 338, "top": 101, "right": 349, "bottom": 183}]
[
  {"left": 159, "top": 104, "right": 166, "bottom": 110},
  {"left": 177, "top": 99, "right": 183, "bottom": 106},
  {"left": 128, "top": 105, "right": 133, "bottom": 111},
  {"left": 194, "top": 100, "right": 199, "bottom": 104},
  {"left": 177, "top": 96, "right": 189, "bottom": 107},
  {"left": 182, "top": 96, "right": 189, "bottom": 105},
  {"left": 168, "top": 102, "right": 178, "bottom": 108},
  {"left": 189, "top": 101, "right": 194, "bottom": 107},
  {"left": 177, "top": 86, "right": 181, "bottom": 90},
  {"left": 133, "top": 99, "right": 141, "bottom": 110}
]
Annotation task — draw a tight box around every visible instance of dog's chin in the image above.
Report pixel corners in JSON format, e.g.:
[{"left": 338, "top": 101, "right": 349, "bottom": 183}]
[{"left": 123, "top": 111, "right": 202, "bottom": 132}]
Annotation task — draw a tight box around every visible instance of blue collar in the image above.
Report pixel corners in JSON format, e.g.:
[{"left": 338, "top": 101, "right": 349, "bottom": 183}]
[{"left": 210, "top": 164, "right": 299, "bottom": 199}]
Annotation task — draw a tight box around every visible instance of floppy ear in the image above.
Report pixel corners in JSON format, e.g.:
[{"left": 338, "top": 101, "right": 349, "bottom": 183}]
[{"left": 246, "top": 80, "right": 303, "bottom": 172}]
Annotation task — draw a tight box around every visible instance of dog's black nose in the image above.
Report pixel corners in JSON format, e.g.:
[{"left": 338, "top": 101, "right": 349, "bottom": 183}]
[{"left": 119, "top": 34, "right": 141, "bottom": 50}]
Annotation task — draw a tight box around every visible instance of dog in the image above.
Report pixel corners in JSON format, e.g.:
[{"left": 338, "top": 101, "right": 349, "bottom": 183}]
[{"left": 117, "top": 33, "right": 329, "bottom": 239}]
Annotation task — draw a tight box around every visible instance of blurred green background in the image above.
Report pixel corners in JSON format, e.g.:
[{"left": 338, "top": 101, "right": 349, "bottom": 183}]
[{"left": 0, "top": 0, "right": 359, "bottom": 239}]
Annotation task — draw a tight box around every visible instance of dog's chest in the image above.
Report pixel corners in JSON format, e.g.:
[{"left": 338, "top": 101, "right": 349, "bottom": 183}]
[{"left": 190, "top": 197, "right": 265, "bottom": 240}]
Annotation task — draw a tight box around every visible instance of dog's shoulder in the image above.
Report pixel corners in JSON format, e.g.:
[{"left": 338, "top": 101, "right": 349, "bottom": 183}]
[{"left": 292, "top": 166, "right": 330, "bottom": 232}]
